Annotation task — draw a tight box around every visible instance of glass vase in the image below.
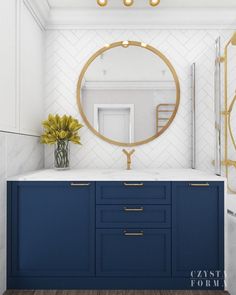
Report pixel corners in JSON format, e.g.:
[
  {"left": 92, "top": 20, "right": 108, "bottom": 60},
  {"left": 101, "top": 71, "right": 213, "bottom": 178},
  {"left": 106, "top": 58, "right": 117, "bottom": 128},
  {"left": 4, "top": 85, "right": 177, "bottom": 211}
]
[{"left": 54, "top": 140, "right": 70, "bottom": 170}]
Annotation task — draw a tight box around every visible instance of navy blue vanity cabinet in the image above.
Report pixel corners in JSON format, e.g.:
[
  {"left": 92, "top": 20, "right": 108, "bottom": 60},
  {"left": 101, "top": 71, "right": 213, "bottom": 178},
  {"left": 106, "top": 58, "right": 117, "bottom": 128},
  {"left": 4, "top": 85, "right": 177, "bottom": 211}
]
[
  {"left": 7, "top": 181, "right": 95, "bottom": 279},
  {"left": 96, "top": 181, "right": 172, "bottom": 277},
  {"left": 172, "top": 181, "right": 224, "bottom": 279},
  {"left": 7, "top": 179, "right": 224, "bottom": 290}
]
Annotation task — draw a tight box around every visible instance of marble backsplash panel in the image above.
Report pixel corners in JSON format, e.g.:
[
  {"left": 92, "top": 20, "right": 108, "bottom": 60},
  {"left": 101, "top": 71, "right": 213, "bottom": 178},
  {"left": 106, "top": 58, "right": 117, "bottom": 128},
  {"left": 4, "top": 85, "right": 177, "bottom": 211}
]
[{"left": 0, "top": 132, "right": 44, "bottom": 295}]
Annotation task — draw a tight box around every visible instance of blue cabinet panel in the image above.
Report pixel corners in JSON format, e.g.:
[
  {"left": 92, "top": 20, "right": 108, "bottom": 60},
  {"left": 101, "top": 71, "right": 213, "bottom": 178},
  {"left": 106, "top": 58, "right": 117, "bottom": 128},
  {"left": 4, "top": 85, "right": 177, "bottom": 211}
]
[
  {"left": 172, "top": 181, "right": 224, "bottom": 278},
  {"left": 96, "top": 205, "right": 171, "bottom": 228},
  {"left": 96, "top": 229, "right": 171, "bottom": 277},
  {"left": 96, "top": 181, "right": 171, "bottom": 204},
  {"left": 7, "top": 180, "right": 224, "bottom": 290},
  {"left": 8, "top": 181, "right": 95, "bottom": 277}
]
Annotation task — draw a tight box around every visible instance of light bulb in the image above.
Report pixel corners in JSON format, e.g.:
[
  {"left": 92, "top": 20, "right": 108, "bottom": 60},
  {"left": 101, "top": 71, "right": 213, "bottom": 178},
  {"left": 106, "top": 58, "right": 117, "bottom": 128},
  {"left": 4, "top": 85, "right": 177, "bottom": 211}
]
[
  {"left": 97, "top": 0, "right": 108, "bottom": 7},
  {"left": 122, "top": 41, "right": 129, "bottom": 48},
  {"left": 123, "top": 0, "right": 134, "bottom": 7},
  {"left": 149, "top": 0, "right": 160, "bottom": 7}
]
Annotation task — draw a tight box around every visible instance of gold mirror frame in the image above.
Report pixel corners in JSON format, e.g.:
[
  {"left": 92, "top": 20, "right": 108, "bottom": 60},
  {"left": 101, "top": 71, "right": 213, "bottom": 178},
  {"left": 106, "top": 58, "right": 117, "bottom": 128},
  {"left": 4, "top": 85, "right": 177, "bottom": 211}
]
[{"left": 77, "top": 41, "right": 180, "bottom": 147}]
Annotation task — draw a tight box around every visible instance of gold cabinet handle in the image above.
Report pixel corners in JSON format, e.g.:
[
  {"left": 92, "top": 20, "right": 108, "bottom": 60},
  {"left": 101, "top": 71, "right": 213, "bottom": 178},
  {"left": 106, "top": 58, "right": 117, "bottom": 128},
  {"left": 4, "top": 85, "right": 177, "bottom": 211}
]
[
  {"left": 124, "top": 230, "right": 144, "bottom": 237},
  {"left": 124, "top": 207, "right": 144, "bottom": 212},
  {"left": 189, "top": 183, "right": 210, "bottom": 187},
  {"left": 70, "top": 183, "right": 91, "bottom": 187},
  {"left": 123, "top": 182, "right": 144, "bottom": 187}
]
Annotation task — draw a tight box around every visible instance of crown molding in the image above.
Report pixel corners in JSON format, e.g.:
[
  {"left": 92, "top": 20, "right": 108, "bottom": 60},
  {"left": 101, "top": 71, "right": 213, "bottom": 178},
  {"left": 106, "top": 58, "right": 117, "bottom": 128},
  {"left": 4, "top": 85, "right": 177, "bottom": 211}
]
[
  {"left": 21, "top": 4, "right": 236, "bottom": 30},
  {"left": 23, "top": 0, "right": 50, "bottom": 30},
  {"left": 46, "top": 8, "right": 236, "bottom": 30}
]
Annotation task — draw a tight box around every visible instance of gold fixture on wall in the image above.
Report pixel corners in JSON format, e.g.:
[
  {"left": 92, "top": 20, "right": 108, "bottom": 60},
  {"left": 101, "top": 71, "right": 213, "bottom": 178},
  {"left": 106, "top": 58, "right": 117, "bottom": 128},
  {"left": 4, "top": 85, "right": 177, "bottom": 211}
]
[
  {"left": 231, "top": 32, "right": 236, "bottom": 46},
  {"left": 156, "top": 103, "right": 176, "bottom": 133},
  {"left": 220, "top": 32, "right": 236, "bottom": 193},
  {"left": 122, "top": 149, "right": 135, "bottom": 170},
  {"left": 97, "top": 0, "right": 160, "bottom": 7}
]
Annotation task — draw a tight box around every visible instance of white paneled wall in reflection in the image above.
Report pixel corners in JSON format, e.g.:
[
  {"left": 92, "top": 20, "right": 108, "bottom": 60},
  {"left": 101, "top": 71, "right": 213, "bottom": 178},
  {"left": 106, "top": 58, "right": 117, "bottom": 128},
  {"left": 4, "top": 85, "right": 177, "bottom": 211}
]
[{"left": 45, "top": 29, "right": 233, "bottom": 169}]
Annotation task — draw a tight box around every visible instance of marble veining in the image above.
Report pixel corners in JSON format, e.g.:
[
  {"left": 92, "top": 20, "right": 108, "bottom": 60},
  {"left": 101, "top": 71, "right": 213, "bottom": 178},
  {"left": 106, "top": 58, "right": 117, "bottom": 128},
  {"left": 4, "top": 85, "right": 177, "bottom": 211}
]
[
  {"left": 6, "top": 134, "right": 44, "bottom": 177},
  {"left": 0, "top": 132, "right": 44, "bottom": 295}
]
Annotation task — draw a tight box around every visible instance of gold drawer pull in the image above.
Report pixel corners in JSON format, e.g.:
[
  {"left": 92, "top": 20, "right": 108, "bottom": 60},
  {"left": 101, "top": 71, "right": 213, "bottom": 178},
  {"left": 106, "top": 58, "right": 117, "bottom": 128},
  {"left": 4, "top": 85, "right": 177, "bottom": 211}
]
[
  {"left": 124, "top": 207, "right": 144, "bottom": 212},
  {"left": 124, "top": 231, "right": 144, "bottom": 237},
  {"left": 124, "top": 182, "right": 144, "bottom": 187},
  {"left": 189, "top": 183, "right": 210, "bottom": 187},
  {"left": 70, "top": 183, "right": 91, "bottom": 187}
]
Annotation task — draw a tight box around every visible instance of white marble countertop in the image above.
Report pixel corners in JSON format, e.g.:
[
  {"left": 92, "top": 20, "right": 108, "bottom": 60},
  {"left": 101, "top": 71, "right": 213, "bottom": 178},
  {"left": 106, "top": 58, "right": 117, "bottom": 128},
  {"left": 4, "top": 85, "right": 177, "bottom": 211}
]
[{"left": 7, "top": 168, "right": 226, "bottom": 182}]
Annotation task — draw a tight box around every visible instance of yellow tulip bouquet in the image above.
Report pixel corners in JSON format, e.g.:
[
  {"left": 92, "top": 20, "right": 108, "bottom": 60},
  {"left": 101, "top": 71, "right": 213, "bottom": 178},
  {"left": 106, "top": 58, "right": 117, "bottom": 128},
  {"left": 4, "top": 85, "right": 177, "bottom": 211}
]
[{"left": 41, "top": 114, "right": 83, "bottom": 169}]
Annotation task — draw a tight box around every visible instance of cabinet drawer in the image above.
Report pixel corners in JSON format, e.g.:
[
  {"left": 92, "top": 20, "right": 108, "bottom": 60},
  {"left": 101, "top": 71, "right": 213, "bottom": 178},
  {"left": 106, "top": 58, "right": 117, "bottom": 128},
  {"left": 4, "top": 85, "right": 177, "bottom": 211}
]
[
  {"left": 96, "top": 182, "right": 171, "bottom": 204},
  {"left": 96, "top": 229, "right": 171, "bottom": 277},
  {"left": 96, "top": 205, "right": 171, "bottom": 228}
]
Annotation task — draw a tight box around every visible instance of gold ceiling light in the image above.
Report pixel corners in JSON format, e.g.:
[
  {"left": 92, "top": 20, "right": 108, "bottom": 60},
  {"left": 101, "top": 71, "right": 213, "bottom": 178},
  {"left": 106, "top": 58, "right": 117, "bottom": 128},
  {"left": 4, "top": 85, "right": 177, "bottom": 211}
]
[
  {"left": 97, "top": 0, "right": 108, "bottom": 7},
  {"left": 149, "top": 0, "right": 160, "bottom": 7},
  {"left": 96, "top": 0, "right": 161, "bottom": 7},
  {"left": 123, "top": 0, "right": 134, "bottom": 6}
]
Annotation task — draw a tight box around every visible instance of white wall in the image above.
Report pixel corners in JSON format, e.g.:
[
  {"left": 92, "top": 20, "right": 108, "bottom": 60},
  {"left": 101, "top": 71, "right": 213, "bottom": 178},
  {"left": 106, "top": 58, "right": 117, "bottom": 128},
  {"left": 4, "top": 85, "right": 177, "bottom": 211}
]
[
  {"left": 0, "top": 0, "right": 45, "bottom": 293},
  {"left": 0, "top": 0, "right": 18, "bottom": 132},
  {"left": 20, "top": 1, "right": 44, "bottom": 136},
  {"left": 44, "top": 29, "right": 233, "bottom": 170},
  {"left": 0, "top": 0, "right": 44, "bottom": 136}
]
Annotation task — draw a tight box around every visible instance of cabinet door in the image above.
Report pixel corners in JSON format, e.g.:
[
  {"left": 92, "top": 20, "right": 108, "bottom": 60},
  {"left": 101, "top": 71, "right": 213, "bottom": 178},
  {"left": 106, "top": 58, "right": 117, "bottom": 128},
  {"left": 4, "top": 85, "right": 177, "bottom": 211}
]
[
  {"left": 96, "top": 229, "right": 171, "bottom": 277},
  {"left": 8, "top": 181, "right": 95, "bottom": 277},
  {"left": 172, "top": 181, "right": 224, "bottom": 277}
]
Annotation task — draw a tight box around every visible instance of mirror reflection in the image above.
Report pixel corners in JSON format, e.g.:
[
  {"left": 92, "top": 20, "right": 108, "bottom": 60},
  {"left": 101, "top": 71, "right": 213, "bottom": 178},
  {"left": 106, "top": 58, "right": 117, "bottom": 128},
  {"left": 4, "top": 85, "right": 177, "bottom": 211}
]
[{"left": 79, "top": 42, "right": 180, "bottom": 146}]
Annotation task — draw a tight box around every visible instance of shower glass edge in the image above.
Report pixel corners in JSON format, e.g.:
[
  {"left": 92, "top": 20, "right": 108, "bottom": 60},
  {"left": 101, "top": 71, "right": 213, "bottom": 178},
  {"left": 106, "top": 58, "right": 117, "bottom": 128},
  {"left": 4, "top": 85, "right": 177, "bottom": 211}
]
[{"left": 214, "top": 37, "right": 222, "bottom": 176}]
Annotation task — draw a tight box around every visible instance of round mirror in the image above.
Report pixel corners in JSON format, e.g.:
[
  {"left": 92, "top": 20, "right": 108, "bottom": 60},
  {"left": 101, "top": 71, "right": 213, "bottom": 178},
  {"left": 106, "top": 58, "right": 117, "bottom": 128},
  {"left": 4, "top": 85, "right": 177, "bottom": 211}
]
[{"left": 77, "top": 41, "right": 180, "bottom": 147}]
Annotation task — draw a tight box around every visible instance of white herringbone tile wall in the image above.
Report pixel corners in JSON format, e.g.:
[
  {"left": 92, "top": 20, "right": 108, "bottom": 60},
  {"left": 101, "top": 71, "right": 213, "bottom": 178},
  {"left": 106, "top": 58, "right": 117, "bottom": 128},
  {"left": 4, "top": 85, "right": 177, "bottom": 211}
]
[
  {"left": 44, "top": 29, "right": 233, "bottom": 169},
  {"left": 195, "top": 33, "right": 234, "bottom": 174},
  {"left": 195, "top": 43, "right": 218, "bottom": 173}
]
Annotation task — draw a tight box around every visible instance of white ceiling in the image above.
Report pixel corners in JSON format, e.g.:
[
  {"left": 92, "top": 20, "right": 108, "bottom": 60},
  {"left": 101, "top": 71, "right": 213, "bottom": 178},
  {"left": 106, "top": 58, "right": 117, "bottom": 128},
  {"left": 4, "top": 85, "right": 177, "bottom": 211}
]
[{"left": 47, "top": 0, "right": 236, "bottom": 9}]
